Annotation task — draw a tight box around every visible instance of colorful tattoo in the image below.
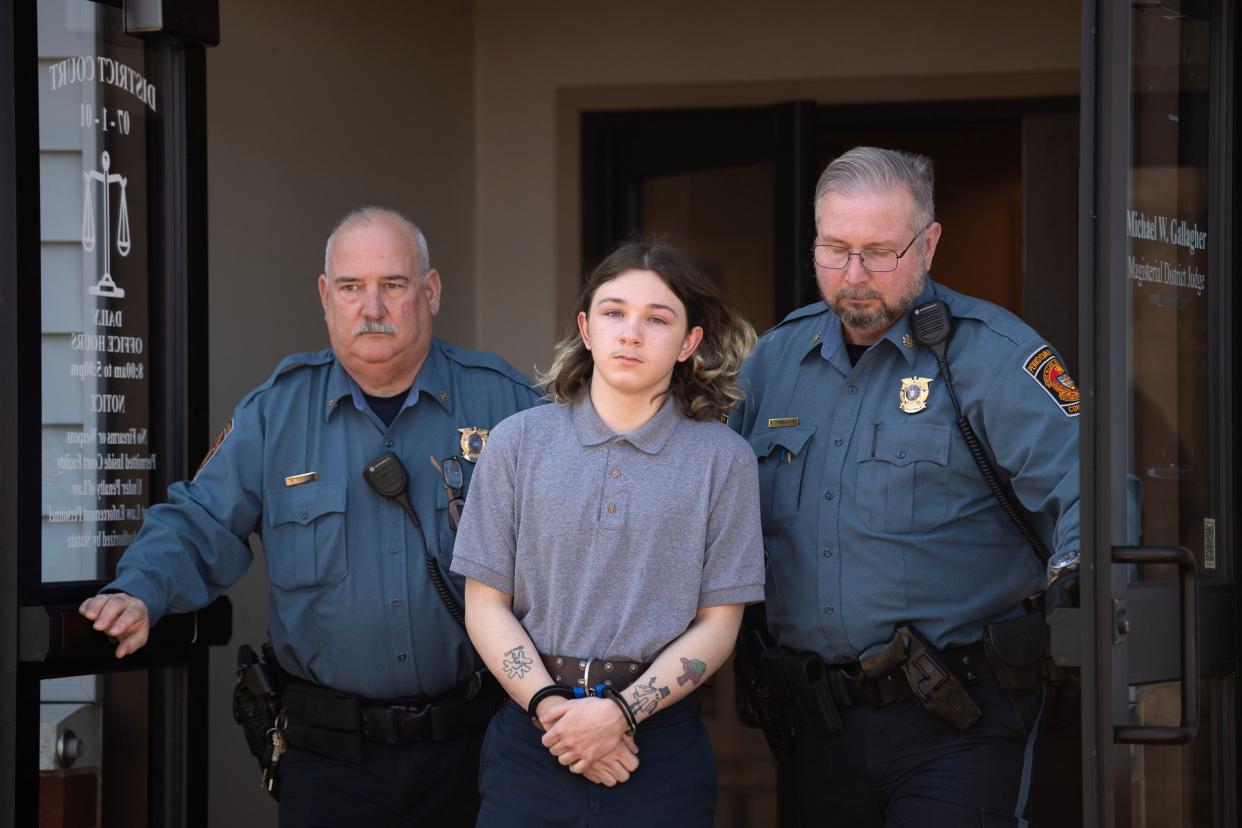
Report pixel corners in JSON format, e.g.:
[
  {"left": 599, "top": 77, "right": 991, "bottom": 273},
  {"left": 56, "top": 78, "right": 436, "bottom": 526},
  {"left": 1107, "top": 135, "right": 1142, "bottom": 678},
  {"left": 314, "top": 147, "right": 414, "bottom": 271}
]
[
  {"left": 502, "top": 645, "right": 533, "bottom": 680},
  {"left": 677, "top": 657, "right": 707, "bottom": 686},
  {"left": 628, "top": 677, "right": 671, "bottom": 718}
]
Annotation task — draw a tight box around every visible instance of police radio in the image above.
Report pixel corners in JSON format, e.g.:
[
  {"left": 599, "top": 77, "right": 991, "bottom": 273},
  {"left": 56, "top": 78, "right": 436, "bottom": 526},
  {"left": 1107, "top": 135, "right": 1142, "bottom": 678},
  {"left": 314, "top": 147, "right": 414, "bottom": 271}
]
[
  {"left": 909, "top": 299, "right": 1050, "bottom": 563},
  {"left": 363, "top": 452, "right": 467, "bottom": 626}
]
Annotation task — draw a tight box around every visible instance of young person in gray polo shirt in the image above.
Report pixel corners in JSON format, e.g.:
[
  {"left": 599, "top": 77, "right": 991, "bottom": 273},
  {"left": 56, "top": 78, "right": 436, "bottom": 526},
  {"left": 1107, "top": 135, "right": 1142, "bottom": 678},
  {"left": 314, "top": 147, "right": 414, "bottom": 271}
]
[{"left": 450, "top": 240, "right": 764, "bottom": 826}]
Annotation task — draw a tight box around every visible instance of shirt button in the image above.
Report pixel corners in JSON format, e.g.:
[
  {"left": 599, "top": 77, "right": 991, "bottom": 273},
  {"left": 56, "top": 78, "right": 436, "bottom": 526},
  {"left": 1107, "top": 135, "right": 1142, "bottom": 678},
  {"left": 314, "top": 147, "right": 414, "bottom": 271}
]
[
  {"left": 610, "top": 469, "right": 621, "bottom": 479},
  {"left": 823, "top": 548, "right": 833, "bottom": 557},
  {"left": 385, "top": 439, "right": 394, "bottom": 447},
  {"left": 834, "top": 438, "right": 843, "bottom": 446},
  {"left": 824, "top": 491, "right": 835, "bottom": 501},
  {"left": 823, "top": 606, "right": 834, "bottom": 615},
  {"left": 397, "top": 652, "right": 407, "bottom": 662},
  {"left": 897, "top": 449, "right": 908, "bottom": 459},
  {"left": 391, "top": 599, "right": 401, "bottom": 608},
  {"left": 388, "top": 545, "right": 398, "bottom": 554},
  {"left": 607, "top": 504, "right": 617, "bottom": 514},
  {"left": 847, "top": 385, "right": 858, "bottom": 394},
  {"left": 616, "top": 439, "right": 629, "bottom": 447},
  {"left": 301, "top": 510, "right": 309, "bottom": 520}
]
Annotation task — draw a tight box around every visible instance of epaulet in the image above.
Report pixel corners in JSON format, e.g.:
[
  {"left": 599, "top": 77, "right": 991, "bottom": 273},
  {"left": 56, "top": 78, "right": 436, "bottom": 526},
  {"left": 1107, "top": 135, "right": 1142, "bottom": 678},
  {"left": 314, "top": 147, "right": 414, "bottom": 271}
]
[
  {"left": 441, "top": 342, "right": 537, "bottom": 389},
  {"left": 755, "top": 301, "right": 828, "bottom": 342},
  {"left": 775, "top": 301, "right": 829, "bottom": 328},
  {"left": 935, "top": 282, "right": 1032, "bottom": 345},
  {"left": 238, "top": 349, "right": 333, "bottom": 407}
]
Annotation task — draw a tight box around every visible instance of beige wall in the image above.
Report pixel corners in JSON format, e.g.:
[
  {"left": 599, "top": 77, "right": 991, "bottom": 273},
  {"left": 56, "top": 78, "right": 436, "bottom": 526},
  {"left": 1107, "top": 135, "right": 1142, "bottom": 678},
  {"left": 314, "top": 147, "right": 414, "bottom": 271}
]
[
  {"left": 473, "top": 0, "right": 1082, "bottom": 376},
  {"left": 205, "top": 3, "right": 475, "bottom": 825}
]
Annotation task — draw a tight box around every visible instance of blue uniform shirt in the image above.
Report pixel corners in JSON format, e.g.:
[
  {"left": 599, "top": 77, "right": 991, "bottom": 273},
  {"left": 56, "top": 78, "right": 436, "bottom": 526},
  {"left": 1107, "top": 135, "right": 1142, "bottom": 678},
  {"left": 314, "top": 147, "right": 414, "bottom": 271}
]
[
  {"left": 106, "top": 338, "right": 542, "bottom": 698},
  {"left": 730, "top": 280, "right": 1079, "bottom": 663}
]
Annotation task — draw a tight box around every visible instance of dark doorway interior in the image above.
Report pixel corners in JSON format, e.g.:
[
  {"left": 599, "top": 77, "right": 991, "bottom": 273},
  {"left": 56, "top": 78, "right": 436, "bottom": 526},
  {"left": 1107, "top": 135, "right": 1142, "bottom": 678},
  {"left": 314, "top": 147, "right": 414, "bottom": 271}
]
[{"left": 581, "top": 97, "right": 1079, "bottom": 370}]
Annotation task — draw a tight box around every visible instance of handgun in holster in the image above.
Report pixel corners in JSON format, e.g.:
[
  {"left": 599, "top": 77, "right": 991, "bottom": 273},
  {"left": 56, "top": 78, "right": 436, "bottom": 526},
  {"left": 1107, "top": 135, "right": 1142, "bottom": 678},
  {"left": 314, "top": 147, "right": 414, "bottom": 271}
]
[
  {"left": 862, "top": 624, "right": 982, "bottom": 731},
  {"left": 732, "top": 604, "right": 798, "bottom": 760},
  {"left": 232, "top": 642, "right": 287, "bottom": 800}
]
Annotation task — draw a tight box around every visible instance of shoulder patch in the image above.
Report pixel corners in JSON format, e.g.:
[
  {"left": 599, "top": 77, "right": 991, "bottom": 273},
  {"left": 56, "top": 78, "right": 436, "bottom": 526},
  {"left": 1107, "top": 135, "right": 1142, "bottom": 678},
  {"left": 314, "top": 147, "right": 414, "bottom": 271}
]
[
  {"left": 194, "top": 419, "right": 233, "bottom": 478},
  {"left": 1023, "top": 345, "right": 1080, "bottom": 417}
]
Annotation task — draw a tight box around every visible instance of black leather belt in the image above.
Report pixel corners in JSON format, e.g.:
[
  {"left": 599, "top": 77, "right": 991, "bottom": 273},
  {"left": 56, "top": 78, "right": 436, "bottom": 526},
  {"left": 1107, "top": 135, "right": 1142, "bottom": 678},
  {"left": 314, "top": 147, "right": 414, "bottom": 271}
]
[
  {"left": 282, "top": 675, "right": 501, "bottom": 763},
  {"left": 540, "top": 654, "right": 649, "bottom": 693}
]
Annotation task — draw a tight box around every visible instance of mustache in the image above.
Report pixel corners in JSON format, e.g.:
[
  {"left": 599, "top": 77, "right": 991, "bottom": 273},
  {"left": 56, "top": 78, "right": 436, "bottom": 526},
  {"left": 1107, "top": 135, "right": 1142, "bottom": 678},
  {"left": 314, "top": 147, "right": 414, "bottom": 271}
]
[
  {"left": 834, "top": 287, "right": 882, "bottom": 301},
  {"left": 352, "top": 320, "right": 399, "bottom": 336}
]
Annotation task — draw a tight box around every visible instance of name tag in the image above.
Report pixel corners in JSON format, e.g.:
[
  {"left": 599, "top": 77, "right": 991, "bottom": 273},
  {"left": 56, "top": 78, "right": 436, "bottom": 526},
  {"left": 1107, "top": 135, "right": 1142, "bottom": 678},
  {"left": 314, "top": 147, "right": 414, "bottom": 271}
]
[
  {"left": 284, "top": 471, "right": 318, "bottom": 487},
  {"left": 767, "top": 417, "right": 800, "bottom": 428}
]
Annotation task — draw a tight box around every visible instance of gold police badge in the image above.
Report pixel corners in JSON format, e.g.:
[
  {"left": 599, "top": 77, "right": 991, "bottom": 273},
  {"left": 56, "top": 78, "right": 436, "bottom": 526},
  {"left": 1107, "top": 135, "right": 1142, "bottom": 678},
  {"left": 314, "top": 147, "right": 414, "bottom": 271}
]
[
  {"left": 898, "top": 377, "right": 933, "bottom": 414},
  {"left": 458, "top": 427, "right": 489, "bottom": 462}
]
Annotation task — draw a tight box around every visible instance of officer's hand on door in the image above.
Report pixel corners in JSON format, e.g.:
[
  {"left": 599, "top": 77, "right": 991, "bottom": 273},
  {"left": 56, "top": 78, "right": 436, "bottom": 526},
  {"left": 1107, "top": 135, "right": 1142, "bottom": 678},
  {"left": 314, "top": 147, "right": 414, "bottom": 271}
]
[{"left": 79, "top": 592, "right": 150, "bottom": 658}]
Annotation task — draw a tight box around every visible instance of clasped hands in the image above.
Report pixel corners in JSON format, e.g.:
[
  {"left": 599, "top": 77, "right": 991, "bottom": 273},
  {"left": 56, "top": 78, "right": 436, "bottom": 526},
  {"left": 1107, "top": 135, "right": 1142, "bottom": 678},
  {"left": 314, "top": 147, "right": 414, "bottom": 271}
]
[{"left": 536, "top": 696, "right": 638, "bottom": 787}]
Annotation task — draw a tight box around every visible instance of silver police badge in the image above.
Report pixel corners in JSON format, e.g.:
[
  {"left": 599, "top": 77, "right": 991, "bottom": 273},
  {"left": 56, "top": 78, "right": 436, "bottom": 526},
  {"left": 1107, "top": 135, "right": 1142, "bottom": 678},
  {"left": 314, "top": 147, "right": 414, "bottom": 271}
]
[
  {"left": 898, "top": 377, "right": 933, "bottom": 414},
  {"left": 458, "top": 427, "right": 489, "bottom": 462}
]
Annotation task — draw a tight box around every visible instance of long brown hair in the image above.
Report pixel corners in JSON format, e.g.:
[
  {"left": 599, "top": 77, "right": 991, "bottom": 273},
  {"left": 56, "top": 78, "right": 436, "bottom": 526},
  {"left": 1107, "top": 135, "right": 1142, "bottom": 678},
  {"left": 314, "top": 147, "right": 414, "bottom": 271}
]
[{"left": 540, "top": 240, "right": 756, "bottom": 421}]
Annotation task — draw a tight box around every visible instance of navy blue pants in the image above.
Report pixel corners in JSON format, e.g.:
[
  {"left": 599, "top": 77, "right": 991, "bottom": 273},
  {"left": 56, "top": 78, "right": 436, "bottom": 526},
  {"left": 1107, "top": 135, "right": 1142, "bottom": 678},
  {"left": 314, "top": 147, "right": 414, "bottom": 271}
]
[
  {"left": 477, "top": 695, "right": 717, "bottom": 827},
  {"left": 277, "top": 731, "right": 485, "bottom": 828},
  {"left": 792, "top": 678, "right": 1045, "bottom": 828}
]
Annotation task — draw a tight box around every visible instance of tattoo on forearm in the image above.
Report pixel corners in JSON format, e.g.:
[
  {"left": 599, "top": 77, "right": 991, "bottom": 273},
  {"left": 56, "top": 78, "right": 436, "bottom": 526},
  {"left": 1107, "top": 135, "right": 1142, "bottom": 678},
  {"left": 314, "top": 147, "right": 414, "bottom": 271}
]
[
  {"left": 502, "top": 645, "right": 533, "bottom": 679},
  {"left": 677, "top": 657, "right": 707, "bottom": 686},
  {"left": 628, "top": 677, "right": 671, "bottom": 718}
]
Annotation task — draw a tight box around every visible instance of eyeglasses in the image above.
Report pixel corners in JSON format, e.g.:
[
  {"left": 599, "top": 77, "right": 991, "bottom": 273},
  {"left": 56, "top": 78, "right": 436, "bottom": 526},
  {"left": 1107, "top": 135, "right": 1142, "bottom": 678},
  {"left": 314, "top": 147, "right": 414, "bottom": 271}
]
[
  {"left": 429, "top": 455, "right": 464, "bottom": 530},
  {"left": 813, "top": 223, "right": 930, "bottom": 273}
]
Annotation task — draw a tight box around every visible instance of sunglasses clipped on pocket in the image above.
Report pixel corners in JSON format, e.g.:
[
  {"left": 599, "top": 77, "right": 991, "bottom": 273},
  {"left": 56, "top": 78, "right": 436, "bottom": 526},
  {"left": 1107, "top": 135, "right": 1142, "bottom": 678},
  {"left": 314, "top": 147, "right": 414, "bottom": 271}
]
[{"left": 429, "top": 455, "right": 464, "bottom": 530}]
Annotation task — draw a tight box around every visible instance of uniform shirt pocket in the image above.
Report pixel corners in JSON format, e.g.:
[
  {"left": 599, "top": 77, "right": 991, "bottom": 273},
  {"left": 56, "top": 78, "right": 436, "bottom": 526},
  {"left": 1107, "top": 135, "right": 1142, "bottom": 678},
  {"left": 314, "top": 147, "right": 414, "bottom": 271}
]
[
  {"left": 854, "top": 423, "right": 951, "bottom": 533},
  {"left": 263, "top": 480, "right": 348, "bottom": 590},
  {"left": 747, "top": 426, "right": 816, "bottom": 532}
]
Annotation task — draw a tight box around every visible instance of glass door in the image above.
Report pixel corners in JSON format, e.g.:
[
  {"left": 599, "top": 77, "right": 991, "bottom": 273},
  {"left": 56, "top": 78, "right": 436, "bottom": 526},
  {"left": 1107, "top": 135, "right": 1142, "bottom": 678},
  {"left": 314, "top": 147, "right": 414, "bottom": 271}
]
[
  {"left": 3, "top": 1, "right": 225, "bottom": 825},
  {"left": 1077, "top": 0, "right": 1238, "bottom": 823}
]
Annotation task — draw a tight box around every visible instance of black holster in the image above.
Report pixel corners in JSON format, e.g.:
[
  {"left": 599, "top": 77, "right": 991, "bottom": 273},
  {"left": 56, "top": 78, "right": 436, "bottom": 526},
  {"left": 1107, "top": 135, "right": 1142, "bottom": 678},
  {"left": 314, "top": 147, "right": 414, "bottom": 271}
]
[
  {"left": 732, "top": 605, "right": 797, "bottom": 761},
  {"left": 232, "top": 642, "right": 286, "bottom": 800},
  {"left": 982, "top": 609, "right": 1047, "bottom": 696},
  {"left": 760, "top": 646, "right": 845, "bottom": 736},
  {"left": 862, "top": 624, "right": 982, "bottom": 731}
]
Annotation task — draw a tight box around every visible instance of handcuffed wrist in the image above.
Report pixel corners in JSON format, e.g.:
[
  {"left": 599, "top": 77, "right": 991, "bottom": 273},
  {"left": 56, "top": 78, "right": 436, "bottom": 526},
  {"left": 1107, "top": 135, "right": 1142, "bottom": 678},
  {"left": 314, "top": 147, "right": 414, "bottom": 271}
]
[
  {"left": 600, "top": 685, "right": 638, "bottom": 734},
  {"left": 527, "top": 685, "right": 574, "bottom": 728}
]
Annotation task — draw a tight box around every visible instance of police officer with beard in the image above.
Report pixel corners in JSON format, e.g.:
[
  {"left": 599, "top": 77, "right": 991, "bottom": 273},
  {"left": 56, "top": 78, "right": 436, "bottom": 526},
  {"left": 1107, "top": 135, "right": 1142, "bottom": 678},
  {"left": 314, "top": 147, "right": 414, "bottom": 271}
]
[{"left": 731, "top": 148, "right": 1080, "bottom": 826}]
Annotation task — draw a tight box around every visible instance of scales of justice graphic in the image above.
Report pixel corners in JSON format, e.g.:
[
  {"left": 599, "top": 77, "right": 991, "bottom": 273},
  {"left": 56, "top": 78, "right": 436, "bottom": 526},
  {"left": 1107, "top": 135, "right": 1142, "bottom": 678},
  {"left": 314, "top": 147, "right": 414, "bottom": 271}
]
[{"left": 82, "top": 150, "right": 130, "bottom": 298}]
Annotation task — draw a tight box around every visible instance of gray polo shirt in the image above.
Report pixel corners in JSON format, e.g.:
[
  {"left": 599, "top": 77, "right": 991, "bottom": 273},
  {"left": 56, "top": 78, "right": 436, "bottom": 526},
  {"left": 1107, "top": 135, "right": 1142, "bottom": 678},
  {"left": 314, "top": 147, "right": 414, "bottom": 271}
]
[{"left": 450, "top": 394, "right": 764, "bottom": 663}]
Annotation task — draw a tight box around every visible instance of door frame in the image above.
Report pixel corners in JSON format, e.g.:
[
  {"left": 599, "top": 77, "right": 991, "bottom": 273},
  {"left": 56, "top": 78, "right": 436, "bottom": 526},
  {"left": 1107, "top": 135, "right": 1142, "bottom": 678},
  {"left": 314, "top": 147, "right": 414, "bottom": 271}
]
[
  {"left": 1, "top": 1, "right": 224, "bottom": 824},
  {"left": 1078, "top": 0, "right": 1239, "bottom": 823}
]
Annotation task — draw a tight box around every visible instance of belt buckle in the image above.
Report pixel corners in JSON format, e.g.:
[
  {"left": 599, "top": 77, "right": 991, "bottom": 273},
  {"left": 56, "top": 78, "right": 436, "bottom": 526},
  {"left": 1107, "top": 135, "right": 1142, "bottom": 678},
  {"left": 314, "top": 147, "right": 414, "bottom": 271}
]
[{"left": 392, "top": 703, "right": 431, "bottom": 744}]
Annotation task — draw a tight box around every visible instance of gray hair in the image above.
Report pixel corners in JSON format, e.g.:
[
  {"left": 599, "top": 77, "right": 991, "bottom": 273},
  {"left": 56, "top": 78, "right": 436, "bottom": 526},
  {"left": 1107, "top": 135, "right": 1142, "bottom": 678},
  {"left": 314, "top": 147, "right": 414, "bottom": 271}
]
[
  {"left": 323, "top": 206, "right": 431, "bottom": 279},
  {"left": 813, "top": 147, "right": 935, "bottom": 232}
]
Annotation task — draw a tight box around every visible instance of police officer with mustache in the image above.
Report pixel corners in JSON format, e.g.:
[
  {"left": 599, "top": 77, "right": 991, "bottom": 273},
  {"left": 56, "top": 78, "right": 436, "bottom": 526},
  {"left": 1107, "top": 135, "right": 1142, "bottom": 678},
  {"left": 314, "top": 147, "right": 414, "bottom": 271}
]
[{"left": 81, "top": 207, "right": 541, "bottom": 827}]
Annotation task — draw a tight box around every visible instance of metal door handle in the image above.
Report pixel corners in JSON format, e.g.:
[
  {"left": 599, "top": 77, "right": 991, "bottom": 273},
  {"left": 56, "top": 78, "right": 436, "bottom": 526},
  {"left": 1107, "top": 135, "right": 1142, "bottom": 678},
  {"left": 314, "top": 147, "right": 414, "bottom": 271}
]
[{"left": 1112, "top": 545, "right": 1199, "bottom": 745}]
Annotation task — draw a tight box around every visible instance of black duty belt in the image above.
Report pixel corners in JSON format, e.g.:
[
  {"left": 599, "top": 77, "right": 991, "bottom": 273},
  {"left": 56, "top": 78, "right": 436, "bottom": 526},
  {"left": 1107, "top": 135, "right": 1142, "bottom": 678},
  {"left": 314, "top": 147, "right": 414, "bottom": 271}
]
[
  {"left": 829, "top": 641, "right": 992, "bottom": 708},
  {"left": 540, "top": 654, "right": 649, "bottom": 693},
  {"left": 282, "top": 675, "right": 501, "bottom": 763}
]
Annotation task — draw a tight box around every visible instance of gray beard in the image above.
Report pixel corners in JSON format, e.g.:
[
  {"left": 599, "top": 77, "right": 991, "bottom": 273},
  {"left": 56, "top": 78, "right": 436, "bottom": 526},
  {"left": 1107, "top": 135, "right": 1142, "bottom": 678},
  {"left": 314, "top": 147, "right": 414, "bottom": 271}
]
[{"left": 827, "top": 271, "right": 927, "bottom": 333}]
